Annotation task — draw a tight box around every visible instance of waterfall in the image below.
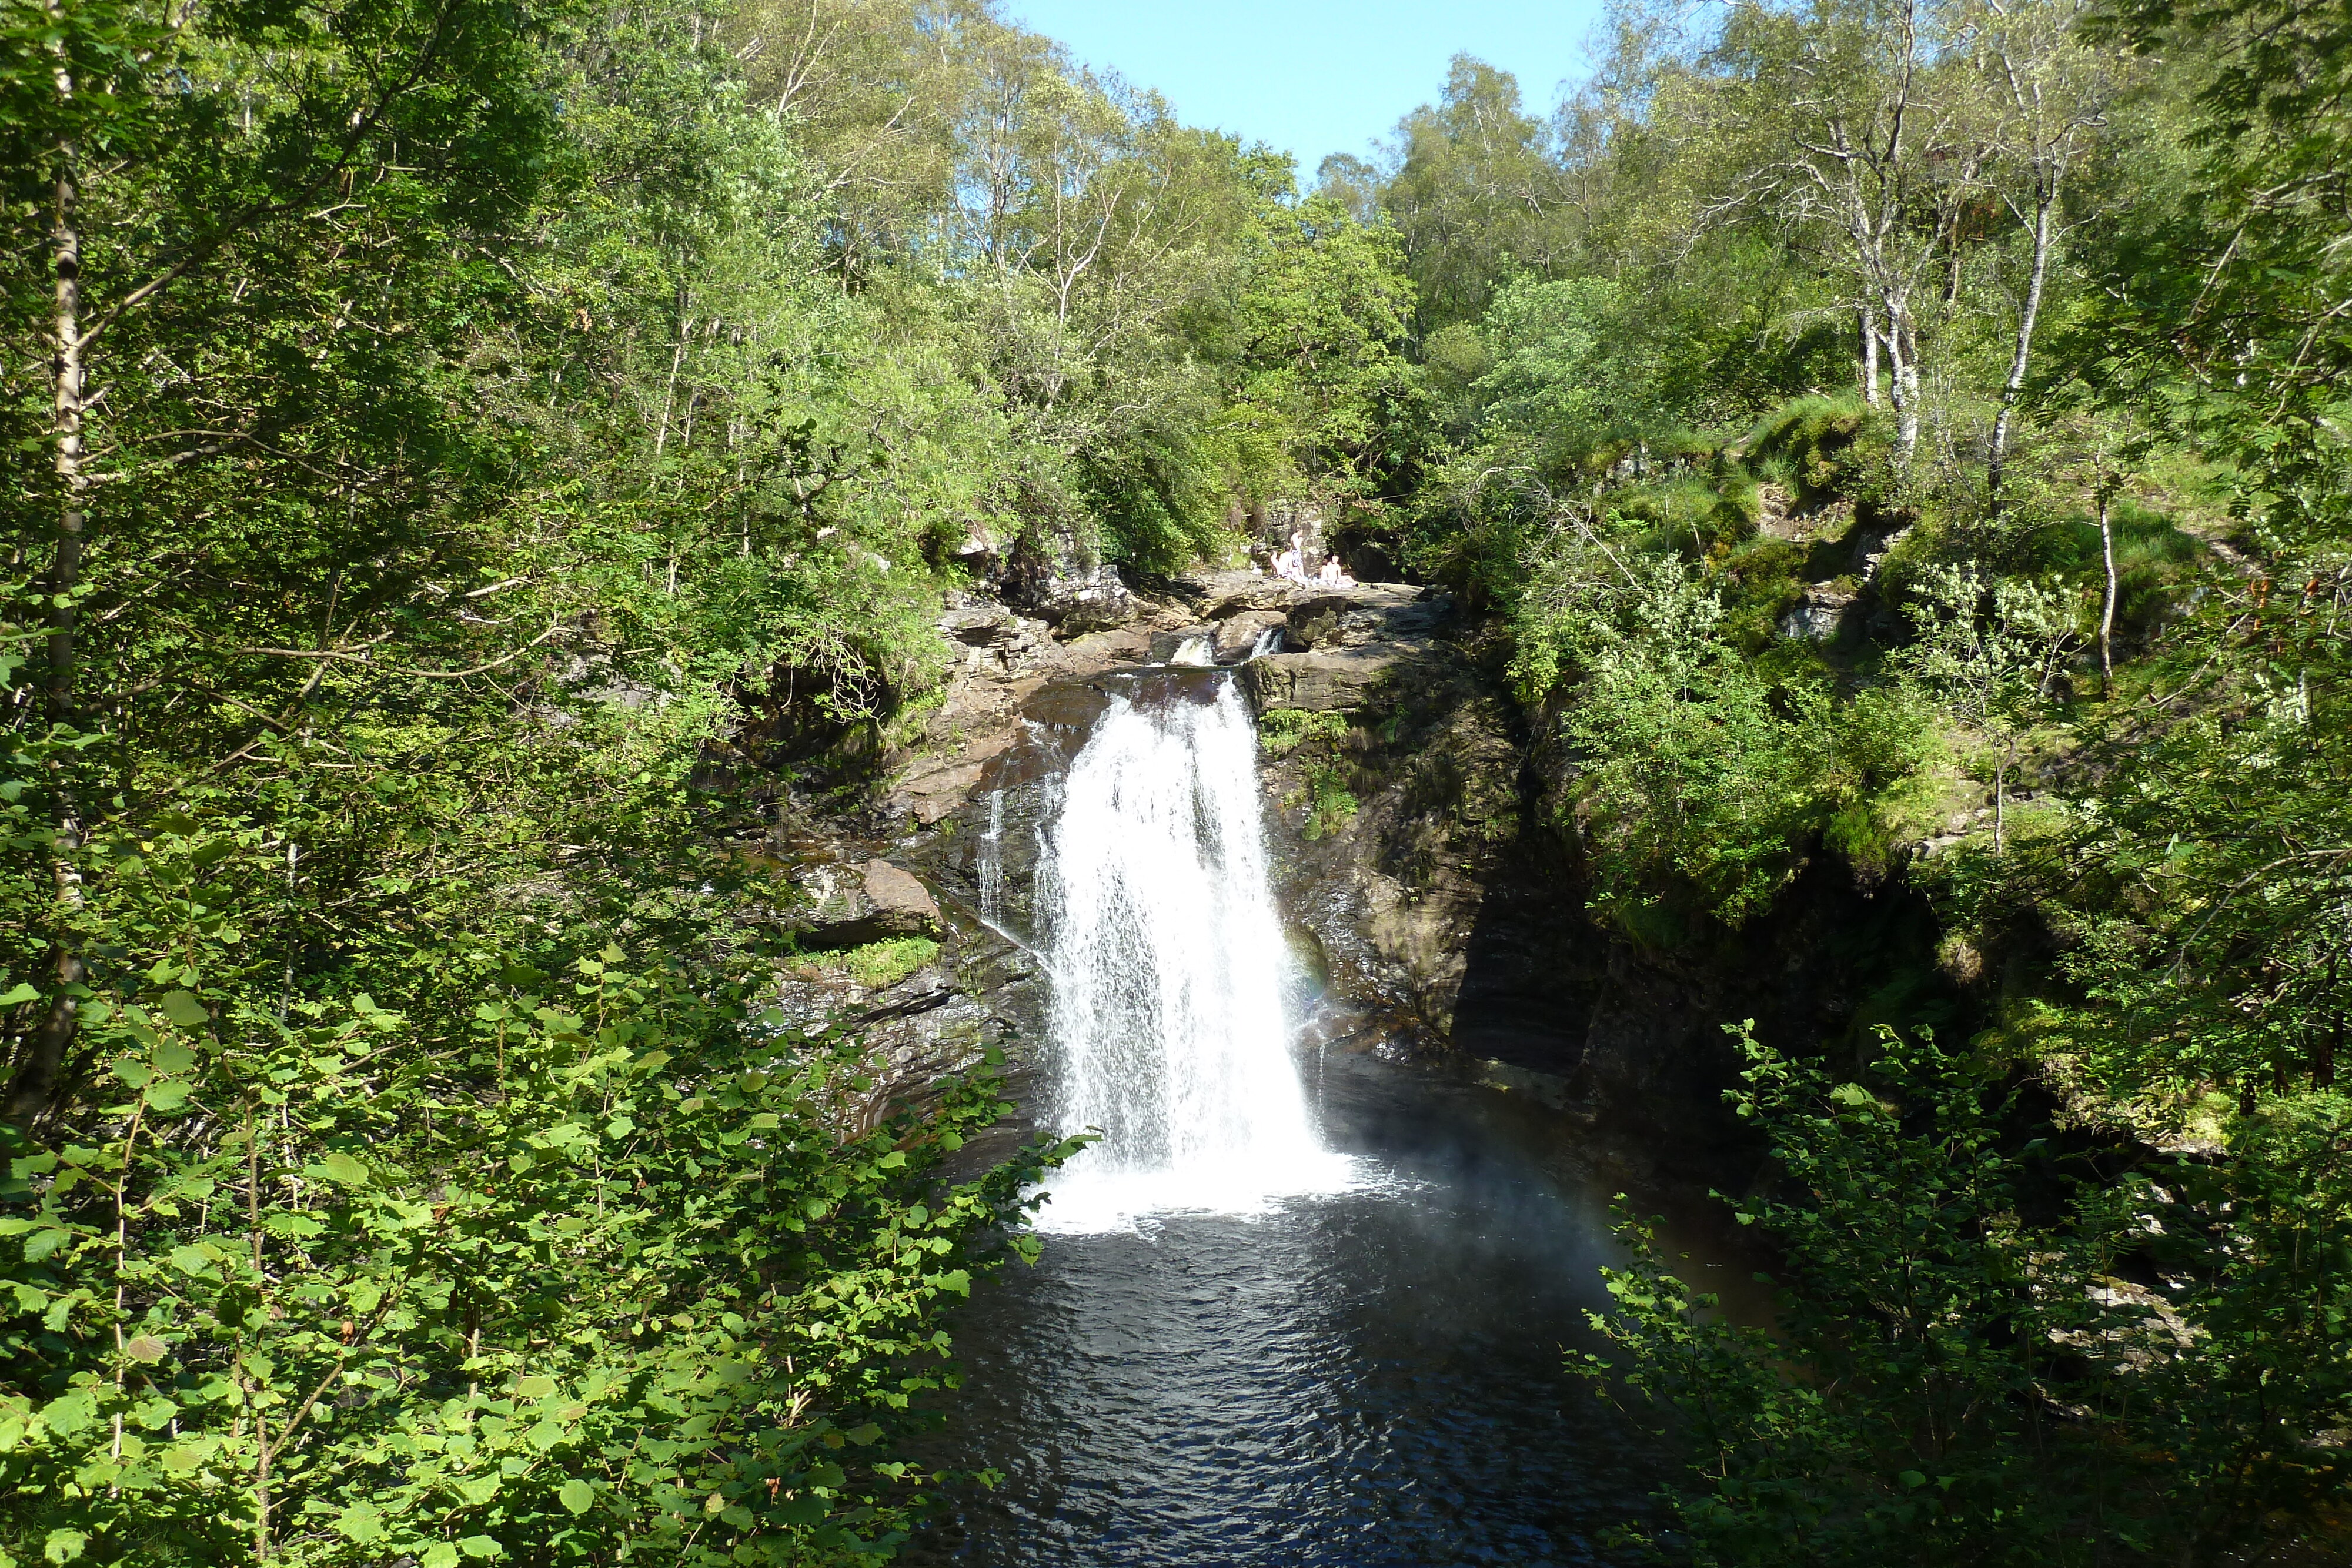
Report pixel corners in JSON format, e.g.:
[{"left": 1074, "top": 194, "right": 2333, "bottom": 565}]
[
  {"left": 977, "top": 788, "right": 1007, "bottom": 922},
  {"left": 1034, "top": 677, "right": 1359, "bottom": 1232},
  {"left": 1165, "top": 632, "right": 1213, "bottom": 667}
]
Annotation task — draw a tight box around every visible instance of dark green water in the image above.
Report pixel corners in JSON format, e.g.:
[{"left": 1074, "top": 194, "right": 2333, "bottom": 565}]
[{"left": 907, "top": 1049, "right": 1742, "bottom": 1566}]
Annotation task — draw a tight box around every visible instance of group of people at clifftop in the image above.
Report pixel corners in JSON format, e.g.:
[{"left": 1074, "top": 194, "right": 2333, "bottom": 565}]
[{"left": 1265, "top": 530, "right": 1354, "bottom": 587}]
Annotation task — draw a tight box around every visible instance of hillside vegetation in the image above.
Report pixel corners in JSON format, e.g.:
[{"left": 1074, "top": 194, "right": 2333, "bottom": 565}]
[{"left": 2, "top": 0, "right": 2349, "bottom": 1562}]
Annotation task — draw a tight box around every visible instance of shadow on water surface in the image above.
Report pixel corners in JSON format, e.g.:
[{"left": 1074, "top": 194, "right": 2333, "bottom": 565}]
[{"left": 904, "top": 1049, "right": 1752, "bottom": 1567}]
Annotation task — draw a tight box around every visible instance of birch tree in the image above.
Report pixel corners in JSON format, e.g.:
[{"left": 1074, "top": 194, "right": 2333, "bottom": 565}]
[
  {"left": 1976, "top": 0, "right": 2112, "bottom": 516},
  {"left": 1713, "top": 0, "right": 1993, "bottom": 459}
]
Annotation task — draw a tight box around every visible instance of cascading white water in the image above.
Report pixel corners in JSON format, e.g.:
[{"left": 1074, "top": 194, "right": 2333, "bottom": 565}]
[
  {"left": 977, "top": 788, "right": 1007, "bottom": 922},
  {"left": 1165, "top": 632, "right": 1214, "bottom": 667},
  {"left": 1033, "top": 678, "right": 1359, "bottom": 1232}
]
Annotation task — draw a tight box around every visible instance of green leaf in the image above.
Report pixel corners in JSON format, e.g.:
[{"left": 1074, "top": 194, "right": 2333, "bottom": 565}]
[
  {"left": 156, "top": 991, "right": 210, "bottom": 1028},
  {"left": 557, "top": 1479, "right": 594, "bottom": 1514},
  {"left": 42, "top": 1530, "right": 85, "bottom": 1564},
  {"left": 0, "top": 982, "right": 39, "bottom": 1007},
  {"left": 335, "top": 1502, "right": 385, "bottom": 1543},
  {"left": 421, "top": 1546, "right": 460, "bottom": 1568},
  {"left": 320, "top": 1152, "right": 370, "bottom": 1186},
  {"left": 458, "top": 1536, "right": 503, "bottom": 1559}
]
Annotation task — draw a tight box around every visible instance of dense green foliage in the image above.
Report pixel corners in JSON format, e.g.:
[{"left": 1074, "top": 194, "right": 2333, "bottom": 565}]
[
  {"left": 1592, "top": 1027, "right": 2350, "bottom": 1565},
  {"left": 6, "top": 0, "right": 2351, "bottom": 1560},
  {"left": 0, "top": 0, "right": 1328, "bottom": 1559},
  {"left": 1369, "top": 0, "right": 2352, "bottom": 1560},
  {"left": 4, "top": 953, "right": 1058, "bottom": 1566}
]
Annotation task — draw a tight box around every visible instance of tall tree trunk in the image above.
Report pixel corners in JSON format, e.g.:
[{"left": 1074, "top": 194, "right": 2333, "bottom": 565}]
[
  {"left": 2097, "top": 486, "right": 2119, "bottom": 697},
  {"left": 1860, "top": 302, "right": 1881, "bottom": 406},
  {"left": 9, "top": 25, "right": 90, "bottom": 1131},
  {"left": 1886, "top": 307, "right": 1922, "bottom": 458},
  {"left": 1988, "top": 172, "right": 2057, "bottom": 520},
  {"left": 1993, "top": 747, "right": 2007, "bottom": 855}
]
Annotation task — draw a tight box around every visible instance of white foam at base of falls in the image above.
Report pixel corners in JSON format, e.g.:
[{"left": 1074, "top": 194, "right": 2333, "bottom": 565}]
[{"left": 1032, "top": 680, "right": 1366, "bottom": 1235}]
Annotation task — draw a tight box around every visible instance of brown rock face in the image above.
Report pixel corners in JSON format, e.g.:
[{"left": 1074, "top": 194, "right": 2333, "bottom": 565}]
[
  {"left": 797, "top": 860, "right": 943, "bottom": 950},
  {"left": 1211, "top": 610, "right": 1289, "bottom": 663},
  {"left": 881, "top": 592, "right": 1192, "bottom": 827},
  {"left": 1241, "top": 583, "right": 1451, "bottom": 711},
  {"left": 1246, "top": 644, "right": 1411, "bottom": 713},
  {"left": 858, "top": 860, "right": 942, "bottom": 935}
]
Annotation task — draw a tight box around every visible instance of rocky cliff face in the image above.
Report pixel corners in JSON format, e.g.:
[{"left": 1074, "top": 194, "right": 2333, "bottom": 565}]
[{"left": 746, "top": 566, "right": 1953, "bottom": 1166}]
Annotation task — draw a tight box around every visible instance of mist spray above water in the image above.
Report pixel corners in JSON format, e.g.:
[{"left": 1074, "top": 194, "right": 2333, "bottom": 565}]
[{"left": 1033, "top": 678, "right": 1359, "bottom": 1232}]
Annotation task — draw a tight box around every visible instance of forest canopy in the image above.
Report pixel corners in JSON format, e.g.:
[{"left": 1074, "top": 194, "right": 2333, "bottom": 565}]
[{"left": 3, "top": 0, "right": 2350, "bottom": 1562}]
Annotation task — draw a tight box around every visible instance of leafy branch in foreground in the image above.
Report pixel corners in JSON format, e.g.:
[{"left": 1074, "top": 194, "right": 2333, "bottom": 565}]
[
  {"left": 1583, "top": 1025, "right": 2352, "bottom": 1567},
  {"left": 2, "top": 925, "right": 1077, "bottom": 1566}
]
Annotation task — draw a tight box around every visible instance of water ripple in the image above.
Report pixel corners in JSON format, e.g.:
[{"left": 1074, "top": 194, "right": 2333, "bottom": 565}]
[{"left": 906, "top": 1054, "right": 1696, "bottom": 1567}]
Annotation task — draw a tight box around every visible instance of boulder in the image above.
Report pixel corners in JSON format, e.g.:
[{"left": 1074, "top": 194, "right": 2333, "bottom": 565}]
[
  {"left": 859, "top": 860, "right": 942, "bottom": 935},
  {"left": 897, "top": 761, "right": 991, "bottom": 827},
  {"left": 1201, "top": 579, "right": 1298, "bottom": 620},
  {"left": 1779, "top": 584, "right": 1857, "bottom": 643},
  {"left": 1010, "top": 560, "right": 1141, "bottom": 636},
  {"left": 1243, "top": 644, "right": 1411, "bottom": 713},
  {"left": 939, "top": 602, "right": 1028, "bottom": 648},
  {"left": 1212, "top": 610, "right": 1289, "bottom": 663},
  {"left": 799, "top": 859, "right": 944, "bottom": 948},
  {"left": 1240, "top": 586, "right": 1449, "bottom": 711}
]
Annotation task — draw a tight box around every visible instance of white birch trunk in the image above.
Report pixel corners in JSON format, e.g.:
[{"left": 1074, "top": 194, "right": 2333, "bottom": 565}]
[
  {"left": 1988, "top": 174, "right": 2057, "bottom": 517},
  {"left": 10, "top": 14, "right": 91, "bottom": 1127}
]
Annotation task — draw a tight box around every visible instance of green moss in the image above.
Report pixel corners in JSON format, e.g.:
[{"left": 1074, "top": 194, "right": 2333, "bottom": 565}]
[
  {"left": 1716, "top": 536, "right": 1808, "bottom": 652},
  {"left": 1745, "top": 392, "right": 1880, "bottom": 507},
  {"left": 808, "top": 937, "right": 940, "bottom": 989},
  {"left": 1259, "top": 707, "right": 1350, "bottom": 758},
  {"left": 851, "top": 936, "right": 938, "bottom": 987},
  {"left": 1300, "top": 762, "right": 1360, "bottom": 840}
]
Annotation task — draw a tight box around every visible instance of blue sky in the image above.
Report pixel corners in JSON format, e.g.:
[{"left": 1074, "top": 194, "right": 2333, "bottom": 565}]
[{"left": 1005, "top": 1, "right": 1613, "bottom": 180}]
